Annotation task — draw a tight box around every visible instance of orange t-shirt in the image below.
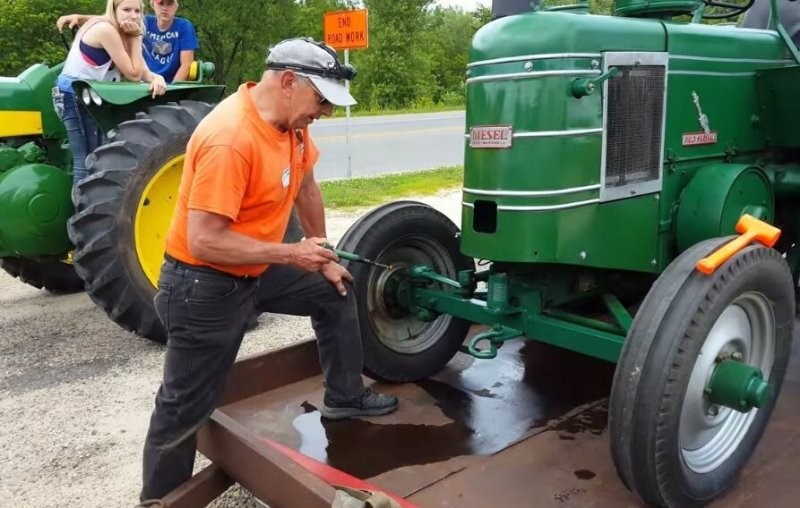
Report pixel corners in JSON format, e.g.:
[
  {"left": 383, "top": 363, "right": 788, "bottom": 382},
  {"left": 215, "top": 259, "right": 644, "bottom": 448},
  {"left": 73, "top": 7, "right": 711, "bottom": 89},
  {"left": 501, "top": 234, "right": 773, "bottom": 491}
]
[{"left": 165, "top": 82, "right": 319, "bottom": 277}]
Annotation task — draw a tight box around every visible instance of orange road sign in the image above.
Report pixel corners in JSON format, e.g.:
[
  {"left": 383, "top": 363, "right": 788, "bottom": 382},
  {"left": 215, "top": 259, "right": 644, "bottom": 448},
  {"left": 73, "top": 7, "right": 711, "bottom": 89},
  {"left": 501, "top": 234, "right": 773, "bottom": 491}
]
[{"left": 324, "top": 9, "right": 369, "bottom": 50}]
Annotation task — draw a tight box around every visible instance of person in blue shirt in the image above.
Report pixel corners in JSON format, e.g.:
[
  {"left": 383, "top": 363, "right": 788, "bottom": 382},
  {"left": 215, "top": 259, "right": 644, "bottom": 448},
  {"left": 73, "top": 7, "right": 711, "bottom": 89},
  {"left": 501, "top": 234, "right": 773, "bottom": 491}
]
[{"left": 58, "top": 0, "right": 199, "bottom": 83}]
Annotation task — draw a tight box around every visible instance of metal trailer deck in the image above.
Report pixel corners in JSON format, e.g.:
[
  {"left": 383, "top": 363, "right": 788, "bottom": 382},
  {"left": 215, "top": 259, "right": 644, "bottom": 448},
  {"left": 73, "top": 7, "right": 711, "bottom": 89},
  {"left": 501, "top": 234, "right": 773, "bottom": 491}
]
[{"left": 157, "top": 328, "right": 800, "bottom": 507}]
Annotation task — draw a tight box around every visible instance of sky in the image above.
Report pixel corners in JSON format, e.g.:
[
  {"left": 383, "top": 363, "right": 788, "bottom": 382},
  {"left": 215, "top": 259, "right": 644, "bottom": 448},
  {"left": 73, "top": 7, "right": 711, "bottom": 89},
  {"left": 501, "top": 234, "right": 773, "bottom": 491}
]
[{"left": 435, "top": 0, "right": 491, "bottom": 10}]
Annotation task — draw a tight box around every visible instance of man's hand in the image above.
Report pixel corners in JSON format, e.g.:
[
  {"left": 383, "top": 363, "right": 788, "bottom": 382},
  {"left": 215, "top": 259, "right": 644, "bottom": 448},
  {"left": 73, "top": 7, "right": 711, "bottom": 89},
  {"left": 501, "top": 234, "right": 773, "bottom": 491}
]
[
  {"left": 57, "top": 14, "right": 81, "bottom": 33},
  {"left": 320, "top": 262, "right": 354, "bottom": 297},
  {"left": 288, "top": 237, "right": 339, "bottom": 272}
]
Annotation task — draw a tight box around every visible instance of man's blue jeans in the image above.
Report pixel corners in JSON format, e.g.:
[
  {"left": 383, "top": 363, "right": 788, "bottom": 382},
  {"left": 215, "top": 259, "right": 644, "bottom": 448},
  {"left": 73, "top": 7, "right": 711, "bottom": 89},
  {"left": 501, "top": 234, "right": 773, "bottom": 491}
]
[
  {"left": 141, "top": 258, "right": 366, "bottom": 500},
  {"left": 57, "top": 91, "right": 106, "bottom": 187}
]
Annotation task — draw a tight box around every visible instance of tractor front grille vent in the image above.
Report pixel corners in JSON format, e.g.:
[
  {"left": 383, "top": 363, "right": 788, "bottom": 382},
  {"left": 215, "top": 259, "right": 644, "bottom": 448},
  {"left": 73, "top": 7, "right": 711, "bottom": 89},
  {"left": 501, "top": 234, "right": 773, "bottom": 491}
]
[{"left": 604, "top": 65, "right": 665, "bottom": 189}]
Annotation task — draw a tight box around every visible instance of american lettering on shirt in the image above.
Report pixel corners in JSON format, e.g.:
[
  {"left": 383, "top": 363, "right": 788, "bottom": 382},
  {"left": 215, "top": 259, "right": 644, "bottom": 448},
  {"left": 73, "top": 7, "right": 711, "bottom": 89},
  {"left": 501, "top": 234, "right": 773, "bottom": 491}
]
[
  {"left": 148, "top": 31, "right": 179, "bottom": 64},
  {"left": 148, "top": 31, "right": 181, "bottom": 40}
]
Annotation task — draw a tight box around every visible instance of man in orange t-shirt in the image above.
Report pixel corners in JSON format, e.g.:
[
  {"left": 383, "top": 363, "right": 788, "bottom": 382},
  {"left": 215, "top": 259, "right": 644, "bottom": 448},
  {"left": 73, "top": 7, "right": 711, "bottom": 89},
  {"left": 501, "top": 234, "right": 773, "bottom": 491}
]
[{"left": 139, "top": 38, "right": 399, "bottom": 501}]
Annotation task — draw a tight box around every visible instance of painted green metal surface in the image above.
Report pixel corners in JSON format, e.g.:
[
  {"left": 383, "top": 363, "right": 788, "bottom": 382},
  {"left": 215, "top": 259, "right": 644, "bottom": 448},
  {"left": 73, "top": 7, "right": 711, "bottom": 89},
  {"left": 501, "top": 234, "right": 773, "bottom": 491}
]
[
  {"left": 463, "top": 12, "right": 666, "bottom": 272},
  {"left": 462, "top": 194, "right": 661, "bottom": 270},
  {"left": 756, "top": 66, "right": 800, "bottom": 148},
  {"left": 74, "top": 80, "right": 225, "bottom": 132},
  {"left": 676, "top": 164, "right": 773, "bottom": 252},
  {"left": 0, "top": 162, "right": 73, "bottom": 257},
  {"left": 614, "top": 0, "right": 701, "bottom": 17},
  {"left": 0, "top": 63, "right": 65, "bottom": 139},
  {"left": 462, "top": 9, "right": 793, "bottom": 276},
  {"left": 413, "top": 284, "right": 624, "bottom": 362},
  {"left": 707, "top": 359, "right": 770, "bottom": 412}
]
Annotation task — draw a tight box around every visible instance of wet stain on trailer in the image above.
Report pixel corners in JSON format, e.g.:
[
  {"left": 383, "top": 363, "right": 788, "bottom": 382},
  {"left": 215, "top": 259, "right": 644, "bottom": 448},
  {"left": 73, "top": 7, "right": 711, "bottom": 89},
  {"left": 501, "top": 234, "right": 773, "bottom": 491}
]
[
  {"left": 574, "top": 469, "right": 597, "bottom": 480},
  {"left": 291, "top": 340, "right": 615, "bottom": 478}
]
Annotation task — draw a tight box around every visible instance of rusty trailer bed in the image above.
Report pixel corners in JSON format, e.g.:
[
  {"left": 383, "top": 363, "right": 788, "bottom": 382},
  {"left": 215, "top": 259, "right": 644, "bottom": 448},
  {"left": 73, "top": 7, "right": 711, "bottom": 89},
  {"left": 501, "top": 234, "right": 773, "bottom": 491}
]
[{"left": 159, "top": 331, "right": 800, "bottom": 508}]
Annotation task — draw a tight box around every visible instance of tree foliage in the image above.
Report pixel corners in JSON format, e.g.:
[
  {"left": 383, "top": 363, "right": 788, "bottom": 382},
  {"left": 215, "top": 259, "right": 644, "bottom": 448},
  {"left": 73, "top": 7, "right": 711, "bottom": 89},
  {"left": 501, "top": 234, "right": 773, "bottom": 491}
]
[
  {"left": 1, "top": 0, "right": 488, "bottom": 109},
  {"left": 0, "top": 0, "right": 98, "bottom": 76},
  {"left": 2, "top": 0, "right": 747, "bottom": 110}
]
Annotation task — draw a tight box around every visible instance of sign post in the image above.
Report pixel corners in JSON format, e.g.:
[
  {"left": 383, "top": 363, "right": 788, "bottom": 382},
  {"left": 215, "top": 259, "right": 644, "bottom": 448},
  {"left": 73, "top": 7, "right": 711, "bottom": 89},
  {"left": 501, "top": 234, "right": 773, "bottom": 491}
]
[{"left": 323, "top": 9, "right": 368, "bottom": 178}]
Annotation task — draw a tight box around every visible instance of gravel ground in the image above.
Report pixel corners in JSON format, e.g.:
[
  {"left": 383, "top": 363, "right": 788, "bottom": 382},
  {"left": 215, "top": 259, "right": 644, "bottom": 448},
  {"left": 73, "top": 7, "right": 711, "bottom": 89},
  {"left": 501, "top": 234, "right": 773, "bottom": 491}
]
[{"left": 0, "top": 191, "right": 461, "bottom": 508}]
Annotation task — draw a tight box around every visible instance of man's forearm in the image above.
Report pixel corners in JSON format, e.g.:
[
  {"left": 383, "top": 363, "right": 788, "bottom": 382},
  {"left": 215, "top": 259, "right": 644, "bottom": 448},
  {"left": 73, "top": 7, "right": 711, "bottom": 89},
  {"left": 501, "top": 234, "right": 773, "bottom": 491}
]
[
  {"left": 173, "top": 63, "right": 192, "bottom": 81},
  {"left": 174, "top": 51, "right": 196, "bottom": 81},
  {"left": 190, "top": 225, "right": 293, "bottom": 266}
]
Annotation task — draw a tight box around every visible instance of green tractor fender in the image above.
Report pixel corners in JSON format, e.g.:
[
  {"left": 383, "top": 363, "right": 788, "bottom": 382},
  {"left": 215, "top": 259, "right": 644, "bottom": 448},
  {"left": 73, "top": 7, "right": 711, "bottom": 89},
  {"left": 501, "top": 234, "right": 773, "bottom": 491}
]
[
  {"left": 675, "top": 163, "right": 774, "bottom": 253},
  {"left": 72, "top": 62, "right": 223, "bottom": 132}
]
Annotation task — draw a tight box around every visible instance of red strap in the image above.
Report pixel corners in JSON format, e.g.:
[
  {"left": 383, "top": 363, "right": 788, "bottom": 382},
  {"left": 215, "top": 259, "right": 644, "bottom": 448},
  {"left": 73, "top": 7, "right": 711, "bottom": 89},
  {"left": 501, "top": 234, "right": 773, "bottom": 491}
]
[{"left": 260, "top": 437, "right": 419, "bottom": 508}]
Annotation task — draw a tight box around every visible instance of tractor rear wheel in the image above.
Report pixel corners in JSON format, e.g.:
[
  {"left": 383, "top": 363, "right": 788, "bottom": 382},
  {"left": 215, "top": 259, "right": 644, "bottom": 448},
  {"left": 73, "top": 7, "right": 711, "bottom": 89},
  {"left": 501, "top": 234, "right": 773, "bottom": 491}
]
[
  {"left": 337, "top": 201, "right": 473, "bottom": 382},
  {"left": 0, "top": 256, "right": 84, "bottom": 294},
  {"left": 68, "top": 101, "right": 214, "bottom": 342},
  {"left": 609, "top": 237, "right": 794, "bottom": 507}
]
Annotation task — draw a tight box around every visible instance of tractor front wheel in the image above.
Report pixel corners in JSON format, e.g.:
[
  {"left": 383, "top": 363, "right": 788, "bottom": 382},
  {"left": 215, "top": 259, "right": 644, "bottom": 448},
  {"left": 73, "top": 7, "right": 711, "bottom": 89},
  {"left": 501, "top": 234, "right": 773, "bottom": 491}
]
[
  {"left": 337, "top": 201, "right": 473, "bottom": 382},
  {"left": 68, "top": 101, "right": 214, "bottom": 342},
  {"left": 609, "top": 238, "right": 794, "bottom": 507}
]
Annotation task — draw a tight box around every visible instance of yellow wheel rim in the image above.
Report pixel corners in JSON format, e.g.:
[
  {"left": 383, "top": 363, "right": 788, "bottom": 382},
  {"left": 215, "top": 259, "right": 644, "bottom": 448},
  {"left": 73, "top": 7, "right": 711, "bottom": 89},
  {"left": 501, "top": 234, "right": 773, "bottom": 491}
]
[{"left": 134, "top": 154, "right": 184, "bottom": 287}]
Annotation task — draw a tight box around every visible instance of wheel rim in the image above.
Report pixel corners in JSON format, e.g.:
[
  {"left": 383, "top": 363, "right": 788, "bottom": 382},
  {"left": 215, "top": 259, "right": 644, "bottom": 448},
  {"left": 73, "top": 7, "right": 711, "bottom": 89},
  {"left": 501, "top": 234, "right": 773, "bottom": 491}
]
[
  {"left": 679, "top": 292, "right": 775, "bottom": 473},
  {"left": 366, "top": 234, "right": 459, "bottom": 354},
  {"left": 134, "top": 155, "right": 184, "bottom": 287}
]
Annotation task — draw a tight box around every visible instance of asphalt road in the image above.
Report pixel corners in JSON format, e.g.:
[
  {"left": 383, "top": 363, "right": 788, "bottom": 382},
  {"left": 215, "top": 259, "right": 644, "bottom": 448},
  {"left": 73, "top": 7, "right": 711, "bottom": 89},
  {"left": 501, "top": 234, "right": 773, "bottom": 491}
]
[{"left": 308, "top": 110, "right": 465, "bottom": 180}]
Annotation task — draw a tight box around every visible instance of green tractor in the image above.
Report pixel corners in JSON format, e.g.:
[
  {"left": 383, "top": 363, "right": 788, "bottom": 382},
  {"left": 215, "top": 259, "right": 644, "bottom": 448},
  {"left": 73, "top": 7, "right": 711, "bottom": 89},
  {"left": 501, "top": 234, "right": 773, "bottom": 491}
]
[
  {"left": 0, "top": 54, "right": 224, "bottom": 342},
  {"left": 337, "top": 0, "right": 800, "bottom": 505}
]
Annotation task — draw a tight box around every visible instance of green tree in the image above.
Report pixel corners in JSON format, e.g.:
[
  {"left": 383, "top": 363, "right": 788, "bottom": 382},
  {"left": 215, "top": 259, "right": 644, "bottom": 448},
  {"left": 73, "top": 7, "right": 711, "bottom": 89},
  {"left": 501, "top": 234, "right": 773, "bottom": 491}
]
[
  {"left": 0, "top": 0, "right": 99, "bottom": 77},
  {"left": 294, "top": 0, "right": 356, "bottom": 40},
  {"left": 424, "top": 6, "right": 484, "bottom": 104},
  {"left": 348, "top": 0, "right": 435, "bottom": 109},
  {"left": 180, "top": 0, "right": 301, "bottom": 91},
  {"left": 0, "top": 0, "right": 493, "bottom": 111},
  {"left": 473, "top": 4, "right": 492, "bottom": 25}
]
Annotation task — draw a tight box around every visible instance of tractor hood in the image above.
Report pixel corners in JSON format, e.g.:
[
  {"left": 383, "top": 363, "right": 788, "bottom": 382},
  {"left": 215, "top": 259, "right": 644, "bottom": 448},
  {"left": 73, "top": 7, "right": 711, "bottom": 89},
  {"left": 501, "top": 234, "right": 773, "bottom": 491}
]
[{"left": 469, "top": 11, "right": 666, "bottom": 71}]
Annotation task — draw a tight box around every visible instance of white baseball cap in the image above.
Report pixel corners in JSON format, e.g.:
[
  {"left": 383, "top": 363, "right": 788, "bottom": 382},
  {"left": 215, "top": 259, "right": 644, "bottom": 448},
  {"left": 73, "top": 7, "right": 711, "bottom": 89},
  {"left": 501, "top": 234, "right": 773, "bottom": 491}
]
[{"left": 266, "top": 38, "right": 357, "bottom": 107}]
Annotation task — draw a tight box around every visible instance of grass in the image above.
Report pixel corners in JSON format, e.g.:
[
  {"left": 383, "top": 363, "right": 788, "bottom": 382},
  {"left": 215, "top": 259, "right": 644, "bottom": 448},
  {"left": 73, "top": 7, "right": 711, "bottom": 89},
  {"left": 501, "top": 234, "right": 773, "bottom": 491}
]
[
  {"left": 329, "top": 103, "right": 464, "bottom": 118},
  {"left": 321, "top": 166, "right": 463, "bottom": 210}
]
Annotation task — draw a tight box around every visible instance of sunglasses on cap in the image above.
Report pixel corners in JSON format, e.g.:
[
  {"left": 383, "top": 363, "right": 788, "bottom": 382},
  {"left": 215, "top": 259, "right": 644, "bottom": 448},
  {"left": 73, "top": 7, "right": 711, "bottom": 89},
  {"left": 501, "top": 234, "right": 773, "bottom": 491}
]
[{"left": 306, "top": 79, "right": 330, "bottom": 106}]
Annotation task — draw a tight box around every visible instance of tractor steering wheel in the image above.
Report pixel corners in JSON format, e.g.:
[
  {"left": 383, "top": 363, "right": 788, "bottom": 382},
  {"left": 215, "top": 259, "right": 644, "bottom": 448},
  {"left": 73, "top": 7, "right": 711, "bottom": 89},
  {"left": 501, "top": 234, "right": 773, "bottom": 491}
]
[
  {"left": 701, "top": 0, "right": 756, "bottom": 19},
  {"left": 60, "top": 25, "right": 77, "bottom": 52}
]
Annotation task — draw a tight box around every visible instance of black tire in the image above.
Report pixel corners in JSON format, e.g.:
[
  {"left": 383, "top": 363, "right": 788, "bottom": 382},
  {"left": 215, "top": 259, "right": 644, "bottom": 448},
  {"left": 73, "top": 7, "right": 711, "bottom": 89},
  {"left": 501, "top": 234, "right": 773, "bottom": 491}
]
[
  {"left": 609, "top": 238, "right": 794, "bottom": 507},
  {"left": 68, "top": 100, "right": 215, "bottom": 342},
  {"left": 337, "top": 201, "right": 473, "bottom": 382},
  {"left": 0, "top": 256, "right": 84, "bottom": 294}
]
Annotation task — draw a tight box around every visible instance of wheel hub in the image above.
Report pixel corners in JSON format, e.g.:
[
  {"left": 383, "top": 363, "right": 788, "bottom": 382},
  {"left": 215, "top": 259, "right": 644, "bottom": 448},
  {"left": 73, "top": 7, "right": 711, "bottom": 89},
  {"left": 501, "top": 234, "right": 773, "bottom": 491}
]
[
  {"left": 679, "top": 292, "right": 775, "bottom": 473},
  {"left": 365, "top": 240, "right": 460, "bottom": 354},
  {"left": 707, "top": 359, "right": 770, "bottom": 412}
]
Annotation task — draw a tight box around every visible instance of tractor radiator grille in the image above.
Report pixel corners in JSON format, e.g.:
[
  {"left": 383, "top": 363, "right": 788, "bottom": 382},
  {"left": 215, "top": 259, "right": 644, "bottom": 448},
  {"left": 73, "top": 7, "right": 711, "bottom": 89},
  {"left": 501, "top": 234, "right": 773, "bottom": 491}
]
[{"left": 604, "top": 65, "right": 665, "bottom": 188}]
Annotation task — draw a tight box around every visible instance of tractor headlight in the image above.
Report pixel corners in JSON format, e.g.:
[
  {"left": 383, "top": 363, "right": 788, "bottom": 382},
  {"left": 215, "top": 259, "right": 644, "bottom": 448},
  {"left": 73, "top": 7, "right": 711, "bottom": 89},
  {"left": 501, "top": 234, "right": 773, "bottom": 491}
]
[
  {"left": 89, "top": 89, "right": 102, "bottom": 106},
  {"left": 81, "top": 88, "right": 103, "bottom": 106}
]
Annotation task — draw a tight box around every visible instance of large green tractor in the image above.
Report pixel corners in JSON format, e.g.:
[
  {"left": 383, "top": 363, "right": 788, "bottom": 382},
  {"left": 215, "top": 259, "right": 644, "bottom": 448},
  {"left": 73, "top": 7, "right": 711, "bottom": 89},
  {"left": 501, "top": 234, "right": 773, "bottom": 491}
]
[
  {"left": 0, "top": 57, "right": 224, "bottom": 342},
  {"left": 337, "top": 0, "right": 800, "bottom": 505}
]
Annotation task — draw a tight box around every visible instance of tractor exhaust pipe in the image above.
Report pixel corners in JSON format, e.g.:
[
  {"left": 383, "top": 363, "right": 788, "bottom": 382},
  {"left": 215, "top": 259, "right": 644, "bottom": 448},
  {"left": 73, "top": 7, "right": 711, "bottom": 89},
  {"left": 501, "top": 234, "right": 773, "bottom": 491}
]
[{"left": 491, "top": 0, "right": 540, "bottom": 19}]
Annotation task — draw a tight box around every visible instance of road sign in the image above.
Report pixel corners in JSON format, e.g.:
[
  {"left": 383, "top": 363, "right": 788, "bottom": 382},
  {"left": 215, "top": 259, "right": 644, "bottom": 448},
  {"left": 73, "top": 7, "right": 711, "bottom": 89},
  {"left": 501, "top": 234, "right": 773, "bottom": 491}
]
[{"left": 323, "top": 9, "right": 369, "bottom": 50}]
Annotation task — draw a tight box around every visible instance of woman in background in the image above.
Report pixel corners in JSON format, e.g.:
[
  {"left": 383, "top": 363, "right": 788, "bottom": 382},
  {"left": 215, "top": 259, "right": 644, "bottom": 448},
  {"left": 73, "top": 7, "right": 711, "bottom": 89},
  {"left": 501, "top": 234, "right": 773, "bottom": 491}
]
[{"left": 54, "top": 0, "right": 167, "bottom": 189}]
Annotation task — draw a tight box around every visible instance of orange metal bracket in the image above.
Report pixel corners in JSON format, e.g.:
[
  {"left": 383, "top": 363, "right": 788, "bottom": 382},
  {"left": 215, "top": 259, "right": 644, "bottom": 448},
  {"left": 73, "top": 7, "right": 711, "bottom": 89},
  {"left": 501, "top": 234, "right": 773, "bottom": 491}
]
[{"left": 696, "top": 214, "right": 781, "bottom": 275}]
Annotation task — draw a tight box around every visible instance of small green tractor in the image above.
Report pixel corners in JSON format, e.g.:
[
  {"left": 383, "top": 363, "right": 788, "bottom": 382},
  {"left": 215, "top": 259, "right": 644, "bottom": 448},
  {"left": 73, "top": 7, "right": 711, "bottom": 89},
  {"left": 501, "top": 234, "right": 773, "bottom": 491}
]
[
  {"left": 0, "top": 53, "right": 223, "bottom": 342},
  {"left": 335, "top": 0, "right": 800, "bottom": 506}
]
